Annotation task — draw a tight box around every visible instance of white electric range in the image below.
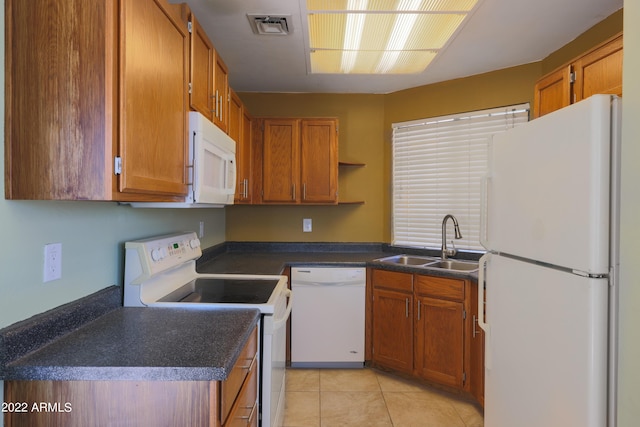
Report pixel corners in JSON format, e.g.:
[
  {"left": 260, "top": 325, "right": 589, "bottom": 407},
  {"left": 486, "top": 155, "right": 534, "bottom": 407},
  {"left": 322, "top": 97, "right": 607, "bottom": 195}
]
[{"left": 123, "top": 232, "right": 291, "bottom": 427}]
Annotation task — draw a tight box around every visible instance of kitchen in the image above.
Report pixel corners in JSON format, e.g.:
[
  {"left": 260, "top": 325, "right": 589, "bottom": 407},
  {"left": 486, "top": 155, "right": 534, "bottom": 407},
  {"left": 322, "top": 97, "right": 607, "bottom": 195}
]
[{"left": 1, "top": 1, "right": 639, "bottom": 427}]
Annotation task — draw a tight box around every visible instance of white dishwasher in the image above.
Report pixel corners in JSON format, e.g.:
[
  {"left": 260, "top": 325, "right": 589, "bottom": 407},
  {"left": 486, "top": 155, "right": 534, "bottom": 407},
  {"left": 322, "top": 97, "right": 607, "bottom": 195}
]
[{"left": 290, "top": 267, "right": 366, "bottom": 368}]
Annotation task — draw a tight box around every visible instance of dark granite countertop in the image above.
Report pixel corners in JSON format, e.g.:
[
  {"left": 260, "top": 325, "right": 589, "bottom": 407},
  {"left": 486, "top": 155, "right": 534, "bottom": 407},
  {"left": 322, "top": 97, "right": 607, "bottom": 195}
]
[
  {"left": 2, "top": 307, "right": 260, "bottom": 382},
  {"left": 196, "top": 242, "right": 479, "bottom": 281}
]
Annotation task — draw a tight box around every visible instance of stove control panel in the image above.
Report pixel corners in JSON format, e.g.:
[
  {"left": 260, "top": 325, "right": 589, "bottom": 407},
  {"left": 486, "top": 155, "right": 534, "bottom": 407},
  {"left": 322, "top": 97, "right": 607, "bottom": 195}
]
[{"left": 124, "top": 232, "right": 202, "bottom": 283}]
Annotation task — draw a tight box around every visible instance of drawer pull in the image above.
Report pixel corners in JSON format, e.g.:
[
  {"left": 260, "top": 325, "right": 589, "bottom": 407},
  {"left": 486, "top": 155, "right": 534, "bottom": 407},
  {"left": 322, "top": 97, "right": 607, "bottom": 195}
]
[
  {"left": 239, "top": 353, "right": 258, "bottom": 372},
  {"left": 240, "top": 401, "right": 258, "bottom": 424}
]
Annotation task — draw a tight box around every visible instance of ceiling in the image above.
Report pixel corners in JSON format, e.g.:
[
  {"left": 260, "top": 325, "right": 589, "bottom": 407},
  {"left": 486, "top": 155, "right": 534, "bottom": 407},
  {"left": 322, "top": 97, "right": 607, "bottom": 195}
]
[{"left": 182, "top": 0, "right": 623, "bottom": 94}]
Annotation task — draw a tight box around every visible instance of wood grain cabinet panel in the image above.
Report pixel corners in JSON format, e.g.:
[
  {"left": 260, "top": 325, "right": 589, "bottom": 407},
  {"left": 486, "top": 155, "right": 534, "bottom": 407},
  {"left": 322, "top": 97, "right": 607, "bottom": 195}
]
[
  {"left": 533, "top": 66, "right": 571, "bottom": 119},
  {"left": 370, "top": 269, "right": 480, "bottom": 403},
  {"left": 220, "top": 327, "right": 258, "bottom": 425},
  {"left": 300, "top": 119, "right": 338, "bottom": 203},
  {"left": 533, "top": 32, "right": 622, "bottom": 118},
  {"left": 259, "top": 118, "right": 338, "bottom": 204},
  {"left": 372, "top": 288, "right": 414, "bottom": 374},
  {"left": 4, "top": 380, "right": 217, "bottom": 427},
  {"left": 118, "top": 0, "right": 189, "bottom": 197},
  {"left": 574, "top": 34, "right": 623, "bottom": 102},
  {"left": 5, "top": 0, "right": 189, "bottom": 201},
  {"left": 414, "top": 295, "right": 465, "bottom": 388},
  {"left": 189, "top": 13, "right": 215, "bottom": 121},
  {"left": 262, "top": 119, "right": 301, "bottom": 203},
  {"left": 231, "top": 90, "right": 254, "bottom": 204},
  {"left": 213, "top": 53, "right": 229, "bottom": 133}
]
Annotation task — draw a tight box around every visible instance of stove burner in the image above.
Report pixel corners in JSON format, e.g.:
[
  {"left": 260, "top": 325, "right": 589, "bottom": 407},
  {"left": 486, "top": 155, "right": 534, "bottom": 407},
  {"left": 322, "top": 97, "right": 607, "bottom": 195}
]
[{"left": 158, "top": 278, "right": 280, "bottom": 304}]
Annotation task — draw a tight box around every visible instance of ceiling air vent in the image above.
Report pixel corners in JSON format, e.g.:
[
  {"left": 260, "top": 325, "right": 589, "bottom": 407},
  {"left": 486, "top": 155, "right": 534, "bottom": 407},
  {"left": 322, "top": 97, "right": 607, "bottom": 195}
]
[{"left": 247, "top": 14, "right": 292, "bottom": 35}]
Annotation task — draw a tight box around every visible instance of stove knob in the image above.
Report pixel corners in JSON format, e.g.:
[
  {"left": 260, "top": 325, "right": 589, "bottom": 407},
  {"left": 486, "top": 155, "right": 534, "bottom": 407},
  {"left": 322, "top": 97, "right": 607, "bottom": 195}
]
[
  {"left": 189, "top": 239, "right": 200, "bottom": 249},
  {"left": 151, "top": 248, "right": 162, "bottom": 262}
]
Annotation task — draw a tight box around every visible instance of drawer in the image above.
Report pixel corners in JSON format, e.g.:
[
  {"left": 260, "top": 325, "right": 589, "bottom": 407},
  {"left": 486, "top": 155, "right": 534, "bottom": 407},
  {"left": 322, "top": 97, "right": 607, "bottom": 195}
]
[
  {"left": 415, "top": 275, "right": 465, "bottom": 301},
  {"left": 224, "top": 362, "right": 259, "bottom": 427},
  {"left": 372, "top": 269, "right": 413, "bottom": 292},
  {"left": 220, "top": 326, "right": 258, "bottom": 425}
]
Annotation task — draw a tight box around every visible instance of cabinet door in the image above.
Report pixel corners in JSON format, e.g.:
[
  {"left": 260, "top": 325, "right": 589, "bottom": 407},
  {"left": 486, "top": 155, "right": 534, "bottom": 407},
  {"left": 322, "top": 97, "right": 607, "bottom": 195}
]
[
  {"left": 414, "top": 295, "right": 464, "bottom": 388},
  {"left": 228, "top": 89, "right": 242, "bottom": 143},
  {"left": 372, "top": 288, "right": 413, "bottom": 374},
  {"left": 213, "top": 53, "right": 229, "bottom": 132},
  {"left": 300, "top": 119, "right": 338, "bottom": 204},
  {"left": 235, "top": 108, "right": 253, "bottom": 203},
  {"left": 119, "top": 0, "right": 188, "bottom": 197},
  {"left": 189, "top": 14, "right": 214, "bottom": 121},
  {"left": 5, "top": 0, "right": 115, "bottom": 200},
  {"left": 262, "top": 119, "right": 300, "bottom": 203},
  {"left": 574, "top": 34, "right": 623, "bottom": 103},
  {"left": 533, "top": 65, "right": 571, "bottom": 118}
]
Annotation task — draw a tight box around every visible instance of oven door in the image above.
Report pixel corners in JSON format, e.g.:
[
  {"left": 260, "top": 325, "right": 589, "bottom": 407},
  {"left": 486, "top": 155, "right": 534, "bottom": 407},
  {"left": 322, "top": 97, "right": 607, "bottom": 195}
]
[{"left": 261, "top": 288, "right": 292, "bottom": 427}]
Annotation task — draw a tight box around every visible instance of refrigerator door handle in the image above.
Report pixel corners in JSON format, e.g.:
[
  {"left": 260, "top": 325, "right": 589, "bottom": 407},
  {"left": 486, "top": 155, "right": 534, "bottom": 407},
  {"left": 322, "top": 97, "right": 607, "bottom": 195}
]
[
  {"left": 478, "top": 252, "right": 492, "bottom": 370},
  {"left": 480, "top": 175, "right": 491, "bottom": 250}
]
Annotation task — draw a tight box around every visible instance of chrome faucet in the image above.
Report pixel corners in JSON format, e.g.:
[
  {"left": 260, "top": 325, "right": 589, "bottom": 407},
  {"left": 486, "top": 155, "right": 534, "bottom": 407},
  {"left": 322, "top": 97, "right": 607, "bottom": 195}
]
[{"left": 441, "top": 214, "right": 463, "bottom": 260}]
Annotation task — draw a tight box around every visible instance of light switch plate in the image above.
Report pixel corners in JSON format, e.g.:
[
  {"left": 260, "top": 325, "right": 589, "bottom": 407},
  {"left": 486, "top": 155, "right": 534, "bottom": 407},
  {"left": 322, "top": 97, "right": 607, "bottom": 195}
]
[{"left": 303, "top": 218, "right": 312, "bottom": 232}]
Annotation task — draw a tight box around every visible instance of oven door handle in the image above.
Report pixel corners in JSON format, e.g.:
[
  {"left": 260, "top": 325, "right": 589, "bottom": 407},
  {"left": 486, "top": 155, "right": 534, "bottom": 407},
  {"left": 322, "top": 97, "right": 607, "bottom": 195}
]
[{"left": 272, "top": 289, "right": 293, "bottom": 331}]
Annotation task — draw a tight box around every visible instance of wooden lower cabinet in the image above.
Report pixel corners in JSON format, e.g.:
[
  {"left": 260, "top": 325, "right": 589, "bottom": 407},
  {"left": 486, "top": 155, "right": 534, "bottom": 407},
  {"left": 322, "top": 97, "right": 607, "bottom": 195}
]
[
  {"left": 4, "top": 327, "right": 259, "bottom": 427},
  {"left": 4, "top": 381, "right": 218, "bottom": 427},
  {"left": 372, "top": 288, "right": 414, "bottom": 374},
  {"left": 371, "top": 268, "right": 483, "bottom": 405},
  {"left": 414, "top": 295, "right": 464, "bottom": 388}
]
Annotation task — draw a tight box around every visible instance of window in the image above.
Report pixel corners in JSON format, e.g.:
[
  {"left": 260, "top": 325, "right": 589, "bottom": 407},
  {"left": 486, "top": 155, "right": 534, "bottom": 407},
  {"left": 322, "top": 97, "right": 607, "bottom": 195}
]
[{"left": 392, "top": 104, "right": 530, "bottom": 251}]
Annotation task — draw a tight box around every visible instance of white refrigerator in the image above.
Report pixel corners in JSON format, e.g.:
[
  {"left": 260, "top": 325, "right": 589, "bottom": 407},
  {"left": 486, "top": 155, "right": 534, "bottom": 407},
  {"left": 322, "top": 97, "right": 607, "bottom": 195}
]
[{"left": 478, "top": 94, "right": 620, "bottom": 427}]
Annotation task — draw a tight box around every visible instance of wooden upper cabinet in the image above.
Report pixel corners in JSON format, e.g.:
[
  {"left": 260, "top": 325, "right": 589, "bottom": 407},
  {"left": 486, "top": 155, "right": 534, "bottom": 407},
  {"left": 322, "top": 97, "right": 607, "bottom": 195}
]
[
  {"left": 233, "top": 93, "right": 253, "bottom": 204},
  {"left": 262, "top": 119, "right": 301, "bottom": 203},
  {"left": 300, "top": 119, "right": 339, "bottom": 204},
  {"left": 213, "top": 53, "right": 230, "bottom": 133},
  {"left": 533, "top": 66, "right": 571, "bottom": 119},
  {"left": 189, "top": 13, "right": 214, "bottom": 121},
  {"left": 533, "top": 32, "right": 623, "bottom": 118},
  {"left": 260, "top": 118, "right": 338, "bottom": 205},
  {"left": 5, "top": 0, "right": 188, "bottom": 201},
  {"left": 574, "top": 34, "right": 623, "bottom": 102},
  {"left": 228, "top": 89, "right": 243, "bottom": 143},
  {"left": 118, "top": 0, "right": 189, "bottom": 197},
  {"left": 5, "top": 0, "right": 117, "bottom": 200}
]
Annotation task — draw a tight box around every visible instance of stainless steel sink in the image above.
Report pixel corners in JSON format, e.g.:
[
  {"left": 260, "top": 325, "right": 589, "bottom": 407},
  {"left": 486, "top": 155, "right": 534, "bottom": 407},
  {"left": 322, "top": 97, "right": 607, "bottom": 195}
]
[
  {"left": 425, "top": 260, "right": 479, "bottom": 272},
  {"left": 374, "top": 254, "right": 479, "bottom": 272},
  {"left": 375, "top": 255, "right": 436, "bottom": 266}
]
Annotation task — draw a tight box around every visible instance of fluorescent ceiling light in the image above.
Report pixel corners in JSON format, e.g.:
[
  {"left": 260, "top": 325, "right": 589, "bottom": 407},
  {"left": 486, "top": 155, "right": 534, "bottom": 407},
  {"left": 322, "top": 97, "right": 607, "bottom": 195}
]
[{"left": 307, "top": 0, "right": 480, "bottom": 74}]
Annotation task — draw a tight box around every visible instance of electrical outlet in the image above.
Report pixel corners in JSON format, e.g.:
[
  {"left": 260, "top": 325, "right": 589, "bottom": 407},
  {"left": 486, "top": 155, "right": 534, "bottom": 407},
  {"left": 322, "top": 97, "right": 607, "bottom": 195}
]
[
  {"left": 43, "top": 243, "right": 62, "bottom": 283},
  {"left": 199, "top": 221, "right": 205, "bottom": 238},
  {"left": 303, "top": 218, "right": 312, "bottom": 232}
]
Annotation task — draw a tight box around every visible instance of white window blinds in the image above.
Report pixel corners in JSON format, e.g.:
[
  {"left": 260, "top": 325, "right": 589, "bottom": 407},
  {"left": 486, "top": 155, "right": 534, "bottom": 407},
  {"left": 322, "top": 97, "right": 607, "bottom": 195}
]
[{"left": 392, "top": 104, "right": 530, "bottom": 251}]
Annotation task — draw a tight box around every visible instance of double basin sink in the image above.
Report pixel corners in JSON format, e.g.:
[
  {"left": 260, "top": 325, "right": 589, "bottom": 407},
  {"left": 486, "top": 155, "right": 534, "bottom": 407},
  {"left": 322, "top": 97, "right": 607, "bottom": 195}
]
[{"left": 374, "top": 254, "right": 479, "bottom": 273}]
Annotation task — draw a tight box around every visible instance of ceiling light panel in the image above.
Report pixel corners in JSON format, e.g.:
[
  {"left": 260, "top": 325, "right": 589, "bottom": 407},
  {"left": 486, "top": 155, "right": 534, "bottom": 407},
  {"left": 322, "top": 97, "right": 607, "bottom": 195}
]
[
  {"left": 306, "top": 0, "right": 479, "bottom": 75},
  {"left": 307, "top": 0, "right": 477, "bottom": 12},
  {"left": 308, "top": 13, "right": 465, "bottom": 50}
]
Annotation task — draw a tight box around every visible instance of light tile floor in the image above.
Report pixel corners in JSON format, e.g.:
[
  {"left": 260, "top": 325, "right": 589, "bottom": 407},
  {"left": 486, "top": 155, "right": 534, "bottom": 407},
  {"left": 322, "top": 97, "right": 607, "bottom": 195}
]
[{"left": 284, "top": 368, "right": 484, "bottom": 427}]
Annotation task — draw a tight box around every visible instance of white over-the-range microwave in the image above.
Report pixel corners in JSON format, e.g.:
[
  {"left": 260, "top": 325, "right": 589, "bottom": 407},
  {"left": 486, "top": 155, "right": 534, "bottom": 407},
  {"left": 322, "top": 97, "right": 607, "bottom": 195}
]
[{"left": 129, "top": 111, "right": 236, "bottom": 208}]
